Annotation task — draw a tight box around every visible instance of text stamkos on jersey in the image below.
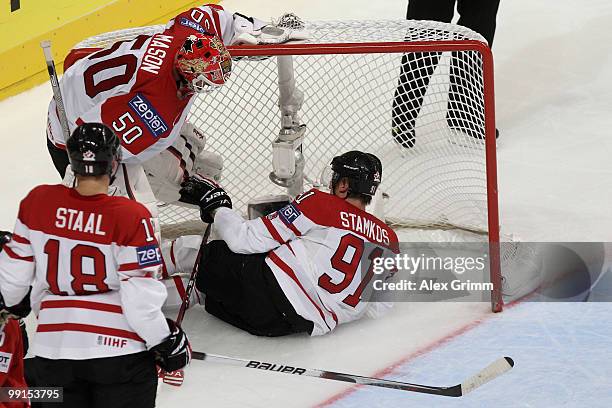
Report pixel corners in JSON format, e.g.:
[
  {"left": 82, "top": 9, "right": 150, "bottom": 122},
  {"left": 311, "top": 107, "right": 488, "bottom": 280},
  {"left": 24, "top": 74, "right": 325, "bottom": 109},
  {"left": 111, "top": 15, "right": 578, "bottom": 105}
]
[
  {"left": 136, "top": 244, "right": 162, "bottom": 266},
  {"left": 128, "top": 94, "right": 168, "bottom": 137},
  {"left": 340, "top": 212, "right": 390, "bottom": 246}
]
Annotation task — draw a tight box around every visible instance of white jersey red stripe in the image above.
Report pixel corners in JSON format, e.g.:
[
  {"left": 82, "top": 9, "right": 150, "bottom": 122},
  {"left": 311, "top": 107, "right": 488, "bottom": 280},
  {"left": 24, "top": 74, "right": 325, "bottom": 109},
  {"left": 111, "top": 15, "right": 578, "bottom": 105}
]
[
  {"left": 0, "top": 184, "right": 170, "bottom": 359},
  {"left": 213, "top": 189, "right": 399, "bottom": 336},
  {"left": 51, "top": 5, "right": 240, "bottom": 165},
  {"left": 268, "top": 251, "right": 334, "bottom": 332}
]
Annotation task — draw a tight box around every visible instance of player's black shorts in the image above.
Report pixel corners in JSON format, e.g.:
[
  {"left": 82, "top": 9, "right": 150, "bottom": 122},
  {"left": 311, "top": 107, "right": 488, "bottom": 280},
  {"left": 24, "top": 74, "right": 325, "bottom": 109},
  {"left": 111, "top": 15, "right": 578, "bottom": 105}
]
[
  {"left": 26, "top": 351, "right": 157, "bottom": 408},
  {"left": 197, "top": 240, "right": 314, "bottom": 337}
]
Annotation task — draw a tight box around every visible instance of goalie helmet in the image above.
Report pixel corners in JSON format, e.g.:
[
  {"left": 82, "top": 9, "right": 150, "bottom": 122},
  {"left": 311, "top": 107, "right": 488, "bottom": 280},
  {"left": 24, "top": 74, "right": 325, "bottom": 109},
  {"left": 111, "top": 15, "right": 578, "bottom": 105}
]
[
  {"left": 67, "top": 123, "right": 121, "bottom": 177},
  {"left": 330, "top": 151, "right": 382, "bottom": 196},
  {"left": 174, "top": 33, "right": 232, "bottom": 93}
]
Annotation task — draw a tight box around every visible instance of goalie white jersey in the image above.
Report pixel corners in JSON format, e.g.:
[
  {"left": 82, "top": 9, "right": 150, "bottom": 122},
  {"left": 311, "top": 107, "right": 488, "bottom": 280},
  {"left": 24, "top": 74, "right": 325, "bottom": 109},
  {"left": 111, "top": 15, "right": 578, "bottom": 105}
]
[
  {"left": 47, "top": 32, "right": 196, "bottom": 165},
  {"left": 213, "top": 189, "right": 399, "bottom": 335},
  {"left": 47, "top": 4, "right": 241, "bottom": 165},
  {"left": 0, "top": 184, "right": 170, "bottom": 359}
]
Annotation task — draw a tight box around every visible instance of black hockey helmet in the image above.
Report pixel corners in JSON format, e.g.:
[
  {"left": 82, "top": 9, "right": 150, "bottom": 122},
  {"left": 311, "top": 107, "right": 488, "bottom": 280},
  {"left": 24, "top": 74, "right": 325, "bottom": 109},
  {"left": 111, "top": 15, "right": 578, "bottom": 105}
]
[
  {"left": 330, "top": 151, "right": 382, "bottom": 196},
  {"left": 67, "top": 123, "right": 121, "bottom": 177}
]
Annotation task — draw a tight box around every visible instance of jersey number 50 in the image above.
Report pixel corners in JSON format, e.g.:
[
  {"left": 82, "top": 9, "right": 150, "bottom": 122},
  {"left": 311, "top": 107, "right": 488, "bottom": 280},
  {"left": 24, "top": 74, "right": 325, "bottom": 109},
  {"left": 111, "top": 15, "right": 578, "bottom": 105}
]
[{"left": 83, "top": 40, "right": 145, "bottom": 145}]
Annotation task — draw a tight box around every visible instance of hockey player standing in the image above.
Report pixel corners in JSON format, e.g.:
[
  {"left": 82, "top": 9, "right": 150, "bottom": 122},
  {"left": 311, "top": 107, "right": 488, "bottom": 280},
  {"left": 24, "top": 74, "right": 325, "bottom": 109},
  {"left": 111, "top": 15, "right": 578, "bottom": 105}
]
[
  {"left": 0, "top": 123, "right": 190, "bottom": 408},
  {"left": 171, "top": 151, "right": 399, "bottom": 336}
]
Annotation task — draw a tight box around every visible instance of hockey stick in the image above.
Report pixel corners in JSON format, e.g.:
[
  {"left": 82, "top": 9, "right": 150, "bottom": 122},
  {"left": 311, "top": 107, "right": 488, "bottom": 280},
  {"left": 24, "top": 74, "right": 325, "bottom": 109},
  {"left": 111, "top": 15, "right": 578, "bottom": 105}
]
[
  {"left": 160, "top": 224, "right": 212, "bottom": 387},
  {"left": 40, "top": 41, "right": 71, "bottom": 140},
  {"left": 176, "top": 223, "right": 212, "bottom": 325},
  {"left": 190, "top": 352, "right": 513, "bottom": 397}
]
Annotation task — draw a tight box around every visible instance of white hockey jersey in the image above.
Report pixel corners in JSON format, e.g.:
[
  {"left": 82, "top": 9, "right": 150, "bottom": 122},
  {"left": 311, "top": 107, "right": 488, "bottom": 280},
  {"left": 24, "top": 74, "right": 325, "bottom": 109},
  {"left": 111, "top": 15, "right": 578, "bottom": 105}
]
[
  {"left": 0, "top": 184, "right": 170, "bottom": 359},
  {"left": 47, "top": 4, "right": 240, "bottom": 165},
  {"left": 213, "top": 189, "right": 399, "bottom": 336}
]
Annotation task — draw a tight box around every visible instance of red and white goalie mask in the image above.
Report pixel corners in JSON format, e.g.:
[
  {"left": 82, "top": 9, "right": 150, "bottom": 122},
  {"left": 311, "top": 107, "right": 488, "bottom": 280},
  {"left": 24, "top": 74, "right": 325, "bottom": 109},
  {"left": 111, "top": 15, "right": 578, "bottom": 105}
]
[{"left": 174, "top": 33, "right": 232, "bottom": 93}]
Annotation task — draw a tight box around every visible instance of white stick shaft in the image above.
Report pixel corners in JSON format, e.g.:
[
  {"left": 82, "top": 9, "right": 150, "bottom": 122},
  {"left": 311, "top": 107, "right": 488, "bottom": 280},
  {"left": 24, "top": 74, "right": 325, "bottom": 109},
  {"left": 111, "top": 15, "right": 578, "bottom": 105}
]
[{"left": 40, "top": 40, "right": 71, "bottom": 140}]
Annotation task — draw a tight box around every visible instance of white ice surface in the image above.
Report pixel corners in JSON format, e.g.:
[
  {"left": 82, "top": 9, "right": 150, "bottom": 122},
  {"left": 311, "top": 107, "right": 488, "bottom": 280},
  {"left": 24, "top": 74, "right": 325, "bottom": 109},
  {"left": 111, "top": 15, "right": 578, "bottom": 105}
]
[
  {"left": 328, "top": 303, "right": 612, "bottom": 408},
  {"left": 2, "top": 0, "right": 612, "bottom": 407},
  {"left": 155, "top": 302, "right": 489, "bottom": 407}
]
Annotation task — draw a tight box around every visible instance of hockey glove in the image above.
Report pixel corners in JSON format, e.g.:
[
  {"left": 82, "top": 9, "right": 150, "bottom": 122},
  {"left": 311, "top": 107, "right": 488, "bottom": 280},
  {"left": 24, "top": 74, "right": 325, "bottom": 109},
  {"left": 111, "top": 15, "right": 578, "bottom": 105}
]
[
  {"left": 0, "top": 231, "right": 11, "bottom": 252},
  {"left": 231, "top": 12, "right": 309, "bottom": 45},
  {"left": 179, "top": 174, "right": 232, "bottom": 223},
  {"left": 151, "top": 318, "right": 191, "bottom": 372},
  {"left": 0, "top": 288, "right": 32, "bottom": 323}
]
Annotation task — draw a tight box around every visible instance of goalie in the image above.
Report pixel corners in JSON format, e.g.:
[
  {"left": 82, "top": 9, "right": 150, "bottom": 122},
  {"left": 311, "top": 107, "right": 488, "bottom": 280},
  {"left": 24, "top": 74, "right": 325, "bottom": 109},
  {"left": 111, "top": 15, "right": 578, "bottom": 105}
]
[
  {"left": 46, "top": 4, "right": 308, "bottom": 227},
  {"left": 165, "top": 151, "right": 399, "bottom": 336}
]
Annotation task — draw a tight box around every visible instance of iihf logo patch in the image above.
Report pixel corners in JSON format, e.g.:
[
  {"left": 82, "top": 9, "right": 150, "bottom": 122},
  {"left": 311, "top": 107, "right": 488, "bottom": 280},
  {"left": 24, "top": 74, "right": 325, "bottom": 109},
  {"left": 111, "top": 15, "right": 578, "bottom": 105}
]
[
  {"left": 278, "top": 203, "right": 301, "bottom": 225},
  {"left": 373, "top": 171, "right": 381, "bottom": 183}
]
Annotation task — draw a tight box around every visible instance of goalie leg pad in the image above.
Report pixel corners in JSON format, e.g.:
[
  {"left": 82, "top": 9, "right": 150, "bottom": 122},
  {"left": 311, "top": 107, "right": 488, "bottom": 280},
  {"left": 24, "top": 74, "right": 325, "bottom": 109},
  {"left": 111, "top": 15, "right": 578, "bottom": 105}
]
[
  {"left": 180, "top": 121, "right": 207, "bottom": 153},
  {"left": 194, "top": 151, "right": 223, "bottom": 182},
  {"left": 161, "top": 275, "right": 202, "bottom": 311},
  {"left": 143, "top": 122, "right": 216, "bottom": 203},
  {"left": 160, "top": 235, "right": 205, "bottom": 311},
  {"left": 161, "top": 235, "right": 203, "bottom": 276}
]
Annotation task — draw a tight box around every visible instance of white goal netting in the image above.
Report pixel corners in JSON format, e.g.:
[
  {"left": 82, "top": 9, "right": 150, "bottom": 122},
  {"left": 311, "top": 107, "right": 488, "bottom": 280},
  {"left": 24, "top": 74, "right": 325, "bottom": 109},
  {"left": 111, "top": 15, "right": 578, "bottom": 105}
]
[
  {"left": 74, "top": 18, "right": 501, "bottom": 310},
  {"left": 74, "top": 19, "right": 497, "bottom": 236}
]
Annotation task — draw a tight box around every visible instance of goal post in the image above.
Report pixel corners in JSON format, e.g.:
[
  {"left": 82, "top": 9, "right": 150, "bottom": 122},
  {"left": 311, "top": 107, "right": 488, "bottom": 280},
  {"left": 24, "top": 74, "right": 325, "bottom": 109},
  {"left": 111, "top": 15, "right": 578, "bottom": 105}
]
[{"left": 222, "top": 40, "right": 500, "bottom": 312}]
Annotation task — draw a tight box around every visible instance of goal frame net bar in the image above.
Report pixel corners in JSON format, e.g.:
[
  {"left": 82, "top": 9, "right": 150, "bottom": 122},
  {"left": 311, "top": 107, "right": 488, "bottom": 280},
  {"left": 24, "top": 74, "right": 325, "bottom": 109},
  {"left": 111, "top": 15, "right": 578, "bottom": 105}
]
[
  {"left": 226, "top": 40, "right": 501, "bottom": 312},
  {"left": 68, "top": 22, "right": 502, "bottom": 312}
]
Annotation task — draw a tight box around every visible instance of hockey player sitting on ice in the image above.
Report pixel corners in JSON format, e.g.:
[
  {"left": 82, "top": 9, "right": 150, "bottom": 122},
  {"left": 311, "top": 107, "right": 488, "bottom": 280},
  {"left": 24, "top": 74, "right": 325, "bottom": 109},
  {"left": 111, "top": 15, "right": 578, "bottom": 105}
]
[
  {"left": 46, "top": 4, "right": 308, "bottom": 221},
  {"left": 0, "top": 123, "right": 190, "bottom": 408},
  {"left": 169, "top": 151, "right": 399, "bottom": 336}
]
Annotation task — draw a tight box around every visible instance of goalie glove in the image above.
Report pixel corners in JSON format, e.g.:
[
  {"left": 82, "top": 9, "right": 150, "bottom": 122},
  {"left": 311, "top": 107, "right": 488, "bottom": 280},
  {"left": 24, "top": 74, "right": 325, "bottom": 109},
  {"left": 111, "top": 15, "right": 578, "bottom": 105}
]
[
  {"left": 231, "top": 12, "right": 309, "bottom": 45},
  {"left": 194, "top": 151, "right": 223, "bottom": 183},
  {"left": 179, "top": 174, "right": 232, "bottom": 223}
]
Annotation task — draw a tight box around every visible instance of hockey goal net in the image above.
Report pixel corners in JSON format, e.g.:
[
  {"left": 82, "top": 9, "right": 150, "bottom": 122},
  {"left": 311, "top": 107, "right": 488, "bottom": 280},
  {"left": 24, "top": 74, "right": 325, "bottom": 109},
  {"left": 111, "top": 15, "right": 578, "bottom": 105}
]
[{"left": 73, "top": 19, "right": 501, "bottom": 311}]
